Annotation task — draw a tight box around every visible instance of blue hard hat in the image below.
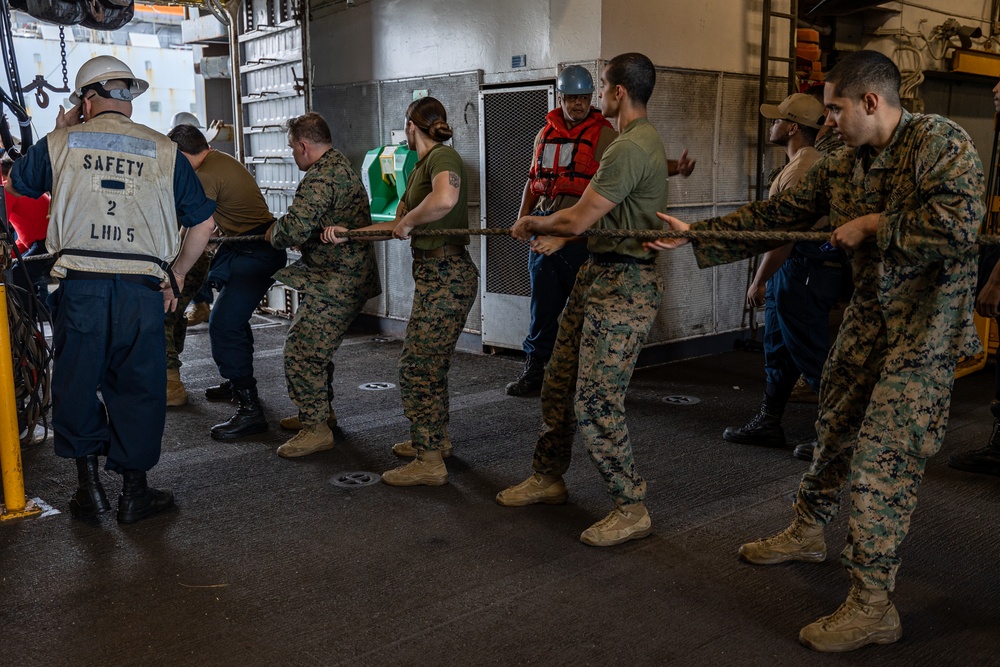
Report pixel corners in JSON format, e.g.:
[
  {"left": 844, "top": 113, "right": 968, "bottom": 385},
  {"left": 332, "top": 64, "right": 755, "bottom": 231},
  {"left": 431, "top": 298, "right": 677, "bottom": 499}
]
[{"left": 557, "top": 66, "right": 594, "bottom": 95}]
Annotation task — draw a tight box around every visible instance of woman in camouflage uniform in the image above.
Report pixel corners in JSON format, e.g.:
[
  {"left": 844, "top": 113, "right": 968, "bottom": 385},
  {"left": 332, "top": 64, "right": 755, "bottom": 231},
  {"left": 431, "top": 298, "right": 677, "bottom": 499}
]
[{"left": 323, "top": 97, "right": 477, "bottom": 487}]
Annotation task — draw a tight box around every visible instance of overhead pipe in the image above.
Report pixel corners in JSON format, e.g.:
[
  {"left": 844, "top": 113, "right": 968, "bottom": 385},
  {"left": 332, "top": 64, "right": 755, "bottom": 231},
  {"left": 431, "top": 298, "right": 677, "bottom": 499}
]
[{"left": 207, "top": 0, "right": 245, "bottom": 162}]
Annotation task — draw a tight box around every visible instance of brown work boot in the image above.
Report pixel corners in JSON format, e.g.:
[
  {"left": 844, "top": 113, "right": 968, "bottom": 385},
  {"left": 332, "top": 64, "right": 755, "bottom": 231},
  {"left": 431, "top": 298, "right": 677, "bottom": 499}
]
[
  {"left": 392, "top": 430, "right": 453, "bottom": 459},
  {"left": 276, "top": 423, "right": 335, "bottom": 458},
  {"left": 738, "top": 518, "right": 826, "bottom": 565},
  {"left": 279, "top": 410, "right": 338, "bottom": 430},
  {"left": 381, "top": 449, "right": 447, "bottom": 486},
  {"left": 580, "top": 503, "right": 652, "bottom": 547},
  {"left": 496, "top": 473, "right": 568, "bottom": 507},
  {"left": 799, "top": 586, "right": 902, "bottom": 652},
  {"left": 186, "top": 301, "right": 211, "bottom": 326},
  {"left": 789, "top": 376, "right": 819, "bottom": 404},
  {"left": 166, "top": 368, "right": 188, "bottom": 407}
]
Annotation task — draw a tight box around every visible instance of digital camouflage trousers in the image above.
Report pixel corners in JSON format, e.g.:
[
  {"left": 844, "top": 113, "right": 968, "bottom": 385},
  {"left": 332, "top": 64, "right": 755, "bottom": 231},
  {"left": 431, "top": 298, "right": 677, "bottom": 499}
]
[
  {"left": 399, "top": 252, "right": 478, "bottom": 451},
  {"left": 530, "top": 259, "right": 662, "bottom": 506}
]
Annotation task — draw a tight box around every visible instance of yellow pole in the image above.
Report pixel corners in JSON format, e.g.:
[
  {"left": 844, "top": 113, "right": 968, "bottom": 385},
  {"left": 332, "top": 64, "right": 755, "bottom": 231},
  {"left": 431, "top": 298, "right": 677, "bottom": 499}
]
[{"left": 0, "top": 284, "right": 41, "bottom": 522}]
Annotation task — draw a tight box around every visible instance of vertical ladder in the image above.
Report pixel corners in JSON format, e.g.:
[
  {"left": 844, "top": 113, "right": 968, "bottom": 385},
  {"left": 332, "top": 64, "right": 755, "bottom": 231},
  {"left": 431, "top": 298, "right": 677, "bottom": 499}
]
[
  {"left": 744, "top": 0, "right": 799, "bottom": 344},
  {"left": 755, "top": 0, "right": 799, "bottom": 200}
]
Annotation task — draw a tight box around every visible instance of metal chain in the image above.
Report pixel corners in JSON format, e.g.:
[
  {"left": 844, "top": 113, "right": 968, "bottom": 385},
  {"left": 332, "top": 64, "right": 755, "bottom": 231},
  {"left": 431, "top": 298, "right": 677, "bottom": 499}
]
[{"left": 59, "top": 28, "right": 68, "bottom": 89}]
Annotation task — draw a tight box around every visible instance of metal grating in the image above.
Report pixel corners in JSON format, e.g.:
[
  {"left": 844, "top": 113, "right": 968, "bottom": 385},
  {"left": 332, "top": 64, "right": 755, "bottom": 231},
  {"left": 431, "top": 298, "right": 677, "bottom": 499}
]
[
  {"left": 481, "top": 86, "right": 551, "bottom": 296},
  {"left": 648, "top": 205, "right": 716, "bottom": 343},
  {"left": 313, "top": 83, "right": 380, "bottom": 169},
  {"left": 718, "top": 75, "right": 787, "bottom": 203},
  {"left": 648, "top": 69, "right": 718, "bottom": 208}
]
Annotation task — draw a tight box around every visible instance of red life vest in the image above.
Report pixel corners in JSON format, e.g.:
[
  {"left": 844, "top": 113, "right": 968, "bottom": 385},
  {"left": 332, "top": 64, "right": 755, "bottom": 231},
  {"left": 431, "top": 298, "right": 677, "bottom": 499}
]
[{"left": 528, "top": 108, "right": 612, "bottom": 199}]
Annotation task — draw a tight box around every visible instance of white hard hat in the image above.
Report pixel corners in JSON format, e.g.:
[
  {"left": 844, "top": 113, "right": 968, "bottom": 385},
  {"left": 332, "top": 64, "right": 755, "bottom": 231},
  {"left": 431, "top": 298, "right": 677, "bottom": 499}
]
[
  {"left": 70, "top": 55, "right": 149, "bottom": 105},
  {"left": 169, "top": 111, "right": 204, "bottom": 130},
  {"left": 167, "top": 111, "right": 222, "bottom": 143}
]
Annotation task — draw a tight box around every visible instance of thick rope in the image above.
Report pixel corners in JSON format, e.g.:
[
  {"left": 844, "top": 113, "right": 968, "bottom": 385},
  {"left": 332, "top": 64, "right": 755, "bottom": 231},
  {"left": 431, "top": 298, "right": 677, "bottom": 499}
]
[{"left": 20, "top": 227, "right": 1000, "bottom": 261}]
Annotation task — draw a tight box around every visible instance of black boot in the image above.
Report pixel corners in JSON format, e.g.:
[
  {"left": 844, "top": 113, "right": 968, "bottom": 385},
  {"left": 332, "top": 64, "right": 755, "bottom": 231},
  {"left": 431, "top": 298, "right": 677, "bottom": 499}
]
[
  {"left": 793, "top": 440, "right": 817, "bottom": 461},
  {"left": 117, "top": 470, "right": 175, "bottom": 524},
  {"left": 69, "top": 454, "right": 111, "bottom": 519},
  {"left": 948, "top": 419, "right": 1000, "bottom": 476},
  {"left": 723, "top": 396, "right": 786, "bottom": 447},
  {"left": 205, "top": 380, "right": 234, "bottom": 401},
  {"left": 210, "top": 386, "right": 268, "bottom": 440},
  {"left": 506, "top": 354, "right": 545, "bottom": 396}
]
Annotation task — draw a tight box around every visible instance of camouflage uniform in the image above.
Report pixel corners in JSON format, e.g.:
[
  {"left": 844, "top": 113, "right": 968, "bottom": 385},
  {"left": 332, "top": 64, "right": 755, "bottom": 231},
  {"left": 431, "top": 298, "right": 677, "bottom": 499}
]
[
  {"left": 689, "top": 110, "right": 985, "bottom": 590},
  {"left": 399, "top": 254, "right": 478, "bottom": 450},
  {"left": 528, "top": 117, "right": 668, "bottom": 506},
  {"left": 532, "top": 260, "right": 662, "bottom": 504},
  {"left": 269, "top": 148, "right": 381, "bottom": 426},
  {"left": 165, "top": 250, "right": 212, "bottom": 369},
  {"left": 395, "top": 142, "right": 477, "bottom": 452}
]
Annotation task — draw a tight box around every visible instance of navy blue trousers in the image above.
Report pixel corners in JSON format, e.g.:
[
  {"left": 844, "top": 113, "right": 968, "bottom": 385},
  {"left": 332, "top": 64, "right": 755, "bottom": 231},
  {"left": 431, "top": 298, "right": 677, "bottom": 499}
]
[
  {"left": 208, "top": 241, "right": 286, "bottom": 387},
  {"left": 764, "top": 254, "right": 843, "bottom": 398},
  {"left": 50, "top": 278, "right": 167, "bottom": 472},
  {"left": 523, "top": 241, "right": 589, "bottom": 361},
  {"left": 977, "top": 245, "right": 1000, "bottom": 401}
]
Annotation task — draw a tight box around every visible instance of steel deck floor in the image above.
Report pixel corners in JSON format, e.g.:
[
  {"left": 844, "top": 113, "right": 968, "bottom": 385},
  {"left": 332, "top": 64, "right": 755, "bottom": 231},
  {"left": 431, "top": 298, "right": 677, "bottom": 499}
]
[{"left": 2, "top": 316, "right": 998, "bottom": 666}]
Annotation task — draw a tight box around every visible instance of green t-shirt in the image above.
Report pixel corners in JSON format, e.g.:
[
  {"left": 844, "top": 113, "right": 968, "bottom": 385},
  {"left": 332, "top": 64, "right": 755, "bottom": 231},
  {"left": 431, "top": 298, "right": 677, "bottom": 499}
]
[
  {"left": 401, "top": 143, "right": 470, "bottom": 250},
  {"left": 587, "top": 118, "right": 668, "bottom": 259}
]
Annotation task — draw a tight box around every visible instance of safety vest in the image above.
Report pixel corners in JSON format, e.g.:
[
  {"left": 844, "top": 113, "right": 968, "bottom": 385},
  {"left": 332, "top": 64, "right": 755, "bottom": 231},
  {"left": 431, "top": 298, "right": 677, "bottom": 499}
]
[
  {"left": 529, "top": 108, "right": 612, "bottom": 199},
  {"left": 46, "top": 113, "right": 179, "bottom": 280}
]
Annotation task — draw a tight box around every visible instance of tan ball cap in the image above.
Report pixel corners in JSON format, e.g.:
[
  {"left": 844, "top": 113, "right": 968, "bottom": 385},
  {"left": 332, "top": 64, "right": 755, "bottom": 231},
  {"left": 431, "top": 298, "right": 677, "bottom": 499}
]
[{"left": 760, "top": 93, "right": 825, "bottom": 129}]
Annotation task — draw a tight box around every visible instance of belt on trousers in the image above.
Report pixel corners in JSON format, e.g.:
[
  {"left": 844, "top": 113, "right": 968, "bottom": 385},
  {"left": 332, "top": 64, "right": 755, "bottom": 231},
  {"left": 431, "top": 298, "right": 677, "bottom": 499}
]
[
  {"left": 63, "top": 269, "right": 161, "bottom": 291},
  {"left": 590, "top": 252, "right": 655, "bottom": 266},
  {"left": 411, "top": 244, "right": 465, "bottom": 260}
]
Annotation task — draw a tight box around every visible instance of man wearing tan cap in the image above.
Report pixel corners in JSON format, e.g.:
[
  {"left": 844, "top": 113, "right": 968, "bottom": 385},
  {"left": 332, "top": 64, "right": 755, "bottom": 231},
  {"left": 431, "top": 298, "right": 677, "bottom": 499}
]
[{"left": 721, "top": 92, "right": 846, "bottom": 455}]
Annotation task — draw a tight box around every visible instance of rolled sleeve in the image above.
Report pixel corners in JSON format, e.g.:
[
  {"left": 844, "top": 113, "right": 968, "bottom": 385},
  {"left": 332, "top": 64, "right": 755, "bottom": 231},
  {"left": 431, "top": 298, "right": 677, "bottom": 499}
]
[{"left": 173, "top": 150, "right": 216, "bottom": 228}]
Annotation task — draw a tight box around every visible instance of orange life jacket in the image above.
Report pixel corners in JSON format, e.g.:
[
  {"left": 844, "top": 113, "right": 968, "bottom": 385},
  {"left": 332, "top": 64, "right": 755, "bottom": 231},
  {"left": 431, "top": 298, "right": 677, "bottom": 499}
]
[{"left": 528, "top": 108, "right": 612, "bottom": 199}]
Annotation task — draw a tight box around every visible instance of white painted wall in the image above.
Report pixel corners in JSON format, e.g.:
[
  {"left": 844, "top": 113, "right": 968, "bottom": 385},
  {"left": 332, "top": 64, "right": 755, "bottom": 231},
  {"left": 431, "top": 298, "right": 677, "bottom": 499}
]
[
  {"left": 311, "top": 0, "right": 601, "bottom": 86},
  {"left": 310, "top": 0, "right": 1000, "bottom": 83},
  {"left": 15, "top": 35, "right": 197, "bottom": 140}
]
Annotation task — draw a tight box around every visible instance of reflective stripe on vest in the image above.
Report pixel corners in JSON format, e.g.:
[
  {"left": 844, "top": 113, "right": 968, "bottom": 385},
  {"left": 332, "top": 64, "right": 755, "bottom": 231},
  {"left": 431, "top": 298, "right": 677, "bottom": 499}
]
[
  {"left": 46, "top": 114, "right": 179, "bottom": 280},
  {"left": 528, "top": 108, "right": 612, "bottom": 199}
]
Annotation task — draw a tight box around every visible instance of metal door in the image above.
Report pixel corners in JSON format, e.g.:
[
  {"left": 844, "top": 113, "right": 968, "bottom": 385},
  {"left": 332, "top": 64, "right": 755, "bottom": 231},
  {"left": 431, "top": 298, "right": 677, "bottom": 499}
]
[{"left": 478, "top": 84, "right": 553, "bottom": 349}]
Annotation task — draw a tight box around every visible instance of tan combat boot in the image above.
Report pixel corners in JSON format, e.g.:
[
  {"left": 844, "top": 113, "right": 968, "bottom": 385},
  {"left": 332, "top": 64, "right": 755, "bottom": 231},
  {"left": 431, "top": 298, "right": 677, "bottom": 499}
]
[
  {"left": 788, "top": 376, "right": 819, "bottom": 404},
  {"left": 276, "top": 423, "right": 335, "bottom": 458},
  {"left": 799, "top": 586, "right": 902, "bottom": 652},
  {"left": 279, "top": 409, "right": 338, "bottom": 430},
  {"left": 186, "top": 301, "right": 211, "bottom": 326},
  {"left": 166, "top": 368, "right": 188, "bottom": 407},
  {"left": 381, "top": 449, "right": 447, "bottom": 486},
  {"left": 738, "top": 518, "right": 826, "bottom": 565},
  {"left": 580, "top": 503, "right": 652, "bottom": 547},
  {"left": 392, "top": 429, "right": 453, "bottom": 459},
  {"left": 495, "top": 473, "right": 568, "bottom": 507}
]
